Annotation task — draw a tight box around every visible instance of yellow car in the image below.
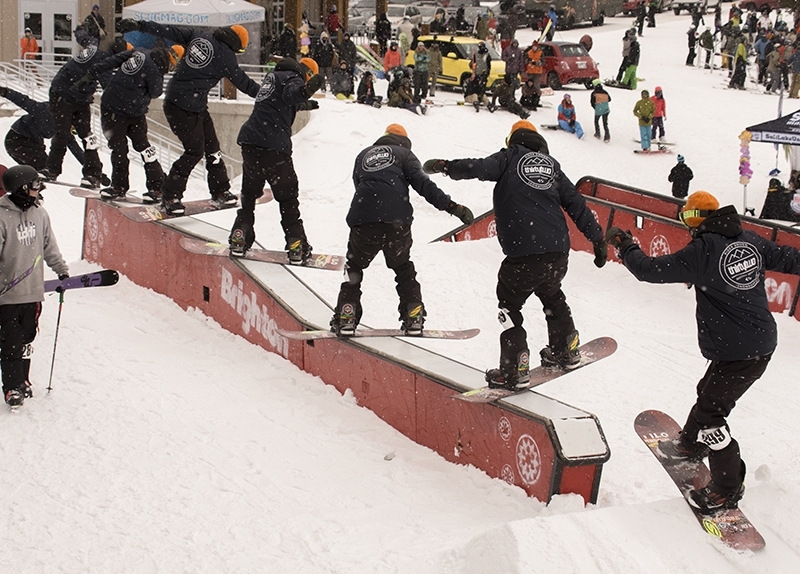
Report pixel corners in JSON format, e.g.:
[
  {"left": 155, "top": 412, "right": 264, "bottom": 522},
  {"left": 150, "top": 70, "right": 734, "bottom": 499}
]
[{"left": 403, "top": 35, "right": 506, "bottom": 90}]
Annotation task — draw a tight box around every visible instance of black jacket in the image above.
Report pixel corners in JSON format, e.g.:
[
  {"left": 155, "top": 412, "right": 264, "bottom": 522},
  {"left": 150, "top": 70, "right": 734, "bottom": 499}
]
[
  {"left": 347, "top": 134, "right": 453, "bottom": 227},
  {"left": 619, "top": 206, "right": 800, "bottom": 361},
  {"left": 139, "top": 22, "right": 259, "bottom": 112},
  {"left": 237, "top": 58, "right": 310, "bottom": 155},
  {"left": 447, "top": 130, "right": 602, "bottom": 257},
  {"left": 5, "top": 88, "right": 55, "bottom": 144},
  {"left": 92, "top": 50, "right": 164, "bottom": 118},
  {"left": 668, "top": 162, "right": 694, "bottom": 198},
  {"left": 50, "top": 44, "right": 108, "bottom": 104}
]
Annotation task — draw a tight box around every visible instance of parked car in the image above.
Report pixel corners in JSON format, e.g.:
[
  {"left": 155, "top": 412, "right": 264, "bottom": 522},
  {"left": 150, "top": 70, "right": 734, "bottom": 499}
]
[
  {"left": 540, "top": 41, "right": 599, "bottom": 90},
  {"left": 348, "top": 7, "right": 368, "bottom": 35},
  {"left": 366, "top": 4, "right": 424, "bottom": 36},
  {"left": 622, "top": 0, "right": 672, "bottom": 16},
  {"left": 403, "top": 35, "right": 506, "bottom": 90}
]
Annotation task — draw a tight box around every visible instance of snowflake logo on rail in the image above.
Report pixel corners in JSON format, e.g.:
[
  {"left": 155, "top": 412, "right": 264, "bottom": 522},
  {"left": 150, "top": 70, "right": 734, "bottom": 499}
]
[
  {"left": 500, "top": 464, "right": 515, "bottom": 485},
  {"left": 88, "top": 209, "right": 99, "bottom": 243},
  {"left": 487, "top": 220, "right": 497, "bottom": 238},
  {"left": 186, "top": 38, "right": 214, "bottom": 69},
  {"left": 362, "top": 146, "right": 395, "bottom": 172},
  {"left": 516, "top": 434, "right": 542, "bottom": 485},
  {"left": 649, "top": 235, "right": 670, "bottom": 257},
  {"left": 719, "top": 241, "right": 762, "bottom": 290},
  {"left": 498, "top": 417, "right": 512, "bottom": 442},
  {"left": 516, "top": 152, "right": 556, "bottom": 190}
]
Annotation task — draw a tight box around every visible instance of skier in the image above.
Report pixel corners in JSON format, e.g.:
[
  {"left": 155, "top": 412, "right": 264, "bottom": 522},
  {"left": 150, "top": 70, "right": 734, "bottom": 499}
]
[
  {"left": 0, "top": 165, "right": 69, "bottom": 409},
  {"left": 633, "top": 89, "right": 655, "bottom": 151},
  {"left": 650, "top": 86, "right": 667, "bottom": 142},
  {"left": 228, "top": 57, "right": 322, "bottom": 262},
  {"left": 606, "top": 191, "right": 800, "bottom": 512},
  {"left": 589, "top": 79, "right": 611, "bottom": 142},
  {"left": 668, "top": 155, "right": 693, "bottom": 199},
  {"left": 687, "top": 25, "right": 698, "bottom": 66},
  {"left": 728, "top": 36, "right": 748, "bottom": 90},
  {"left": 117, "top": 18, "right": 260, "bottom": 215},
  {"left": 699, "top": 27, "right": 715, "bottom": 69},
  {"left": 329, "top": 124, "right": 474, "bottom": 337},
  {"left": 557, "top": 94, "right": 584, "bottom": 139},
  {"left": 75, "top": 46, "right": 183, "bottom": 203},
  {"left": 422, "top": 120, "right": 607, "bottom": 391}
]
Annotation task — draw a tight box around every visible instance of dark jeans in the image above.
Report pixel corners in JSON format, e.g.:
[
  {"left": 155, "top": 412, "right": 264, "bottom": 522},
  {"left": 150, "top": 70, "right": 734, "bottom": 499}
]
[
  {"left": 594, "top": 113, "right": 610, "bottom": 139},
  {"left": 162, "top": 100, "right": 229, "bottom": 199},
  {"left": 239, "top": 144, "right": 306, "bottom": 242},
  {"left": 496, "top": 252, "right": 574, "bottom": 375},
  {"left": 413, "top": 70, "right": 429, "bottom": 101},
  {"left": 101, "top": 107, "right": 164, "bottom": 192},
  {"left": 47, "top": 95, "right": 102, "bottom": 179},
  {"left": 0, "top": 302, "right": 40, "bottom": 395},
  {"left": 336, "top": 222, "right": 421, "bottom": 320},
  {"left": 681, "top": 355, "right": 771, "bottom": 492},
  {"left": 651, "top": 116, "right": 665, "bottom": 139}
]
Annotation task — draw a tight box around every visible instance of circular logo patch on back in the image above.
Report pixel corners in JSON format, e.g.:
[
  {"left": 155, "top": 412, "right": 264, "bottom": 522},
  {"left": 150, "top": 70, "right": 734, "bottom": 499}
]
[
  {"left": 185, "top": 38, "right": 214, "bottom": 69},
  {"left": 74, "top": 45, "right": 98, "bottom": 64},
  {"left": 121, "top": 51, "right": 146, "bottom": 75},
  {"left": 362, "top": 146, "right": 395, "bottom": 172},
  {"left": 255, "top": 73, "right": 276, "bottom": 102},
  {"left": 719, "top": 241, "right": 761, "bottom": 290},
  {"left": 517, "top": 152, "right": 556, "bottom": 190}
]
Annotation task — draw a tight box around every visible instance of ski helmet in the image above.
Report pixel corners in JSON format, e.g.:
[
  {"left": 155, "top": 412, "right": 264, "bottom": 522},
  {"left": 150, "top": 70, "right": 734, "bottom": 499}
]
[
  {"left": 680, "top": 191, "right": 719, "bottom": 228},
  {"left": 385, "top": 124, "right": 408, "bottom": 138},
  {"left": 2, "top": 165, "right": 41, "bottom": 210}
]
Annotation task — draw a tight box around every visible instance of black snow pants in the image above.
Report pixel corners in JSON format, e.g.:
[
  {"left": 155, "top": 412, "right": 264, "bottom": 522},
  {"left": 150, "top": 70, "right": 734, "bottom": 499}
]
[
  {"left": 46, "top": 95, "right": 102, "bottom": 180},
  {"left": 101, "top": 107, "right": 164, "bottom": 193},
  {"left": 0, "top": 302, "right": 40, "bottom": 396}
]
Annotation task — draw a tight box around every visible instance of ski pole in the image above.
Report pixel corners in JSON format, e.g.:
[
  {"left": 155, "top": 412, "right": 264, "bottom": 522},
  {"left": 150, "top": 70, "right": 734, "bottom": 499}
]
[{"left": 46, "top": 289, "right": 65, "bottom": 393}]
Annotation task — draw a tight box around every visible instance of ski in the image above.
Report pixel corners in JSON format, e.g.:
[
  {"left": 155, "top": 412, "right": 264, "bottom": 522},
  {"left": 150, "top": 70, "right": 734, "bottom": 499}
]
[
  {"left": 634, "top": 410, "right": 766, "bottom": 551},
  {"left": 179, "top": 237, "right": 345, "bottom": 271},
  {"left": 44, "top": 269, "right": 119, "bottom": 293},
  {"left": 453, "top": 336, "right": 617, "bottom": 403},
  {"left": 277, "top": 327, "right": 480, "bottom": 340},
  {"left": 0, "top": 255, "right": 42, "bottom": 298}
]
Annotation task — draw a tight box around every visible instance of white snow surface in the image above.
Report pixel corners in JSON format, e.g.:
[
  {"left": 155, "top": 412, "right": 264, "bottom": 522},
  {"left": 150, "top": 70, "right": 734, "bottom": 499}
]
[{"left": 2, "top": 13, "right": 799, "bottom": 573}]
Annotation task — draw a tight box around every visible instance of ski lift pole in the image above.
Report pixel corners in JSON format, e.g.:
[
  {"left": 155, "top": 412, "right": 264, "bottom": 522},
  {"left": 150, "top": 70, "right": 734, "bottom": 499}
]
[{"left": 46, "top": 289, "right": 65, "bottom": 393}]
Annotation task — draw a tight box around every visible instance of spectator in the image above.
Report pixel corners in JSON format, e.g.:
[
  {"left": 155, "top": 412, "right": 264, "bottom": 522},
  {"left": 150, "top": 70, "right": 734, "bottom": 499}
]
[
  {"left": 20, "top": 28, "right": 38, "bottom": 61},
  {"left": 428, "top": 42, "right": 442, "bottom": 97},
  {"left": 83, "top": 4, "right": 107, "bottom": 47},
  {"left": 277, "top": 23, "right": 296, "bottom": 59}
]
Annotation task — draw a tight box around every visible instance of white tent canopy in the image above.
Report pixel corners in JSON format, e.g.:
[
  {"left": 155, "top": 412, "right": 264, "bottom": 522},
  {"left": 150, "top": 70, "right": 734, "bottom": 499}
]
[{"left": 122, "top": 0, "right": 265, "bottom": 27}]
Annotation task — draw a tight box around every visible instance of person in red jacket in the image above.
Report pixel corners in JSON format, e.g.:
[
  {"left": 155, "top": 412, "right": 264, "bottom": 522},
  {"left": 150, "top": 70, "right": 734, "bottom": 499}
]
[
  {"left": 651, "top": 86, "right": 667, "bottom": 142},
  {"left": 19, "top": 28, "right": 38, "bottom": 60},
  {"left": 383, "top": 41, "right": 402, "bottom": 72}
]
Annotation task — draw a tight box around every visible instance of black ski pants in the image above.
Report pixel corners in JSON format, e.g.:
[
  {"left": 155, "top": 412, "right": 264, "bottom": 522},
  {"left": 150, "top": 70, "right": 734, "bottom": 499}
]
[
  {"left": 0, "top": 302, "right": 40, "bottom": 396},
  {"left": 681, "top": 354, "right": 771, "bottom": 493},
  {"left": 101, "top": 107, "right": 164, "bottom": 193},
  {"left": 5, "top": 130, "right": 48, "bottom": 171},
  {"left": 496, "top": 252, "right": 574, "bottom": 375},
  {"left": 336, "top": 222, "right": 421, "bottom": 320},
  {"left": 162, "top": 100, "right": 229, "bottom": 200},
  {"left": 239, "top": 144, "right": 306, "bottom": 243},
  {"left": 594, "top": 113, "right": 610, "bottom": 140},
  {"left": 46, "top": 95, "right": 102, "bottom": 180},
  {"left": 616, "top": 57, "right": 629, "bottom": 83}
]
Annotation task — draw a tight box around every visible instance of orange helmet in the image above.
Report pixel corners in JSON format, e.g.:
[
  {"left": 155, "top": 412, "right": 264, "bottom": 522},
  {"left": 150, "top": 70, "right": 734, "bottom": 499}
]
[
  {"left": 680, "top": 191, "right": 719, "bottom": 228},
  {"left": 384, "top": 124, "right": 408, "bottom": 138},
  {"left": 231, "top": 25, "right": 249, "bottom": 53},
  {"left": 299, "top": 57, "right": 319, "bottom": 80}
]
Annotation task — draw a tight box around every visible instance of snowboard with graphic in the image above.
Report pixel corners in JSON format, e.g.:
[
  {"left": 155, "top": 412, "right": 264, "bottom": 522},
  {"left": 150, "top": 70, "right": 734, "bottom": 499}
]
[
  {"left": 179, "top": 237, "right": 345, "bottom": 271},
  {"left": 277, "top": 327, "right": 479, "bottom": 340}
]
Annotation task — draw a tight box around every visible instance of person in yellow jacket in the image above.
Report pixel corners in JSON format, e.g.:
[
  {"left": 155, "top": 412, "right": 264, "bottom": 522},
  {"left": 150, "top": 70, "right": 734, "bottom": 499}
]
[
  {"left": 728, "top": 36, "right": 749, "bottom": 90},
  {"left": 632, "top": 89, "right": 655, "bottom": 151}
]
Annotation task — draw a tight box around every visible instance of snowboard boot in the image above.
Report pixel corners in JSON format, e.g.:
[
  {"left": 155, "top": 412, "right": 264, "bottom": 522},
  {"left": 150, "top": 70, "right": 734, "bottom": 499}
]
[
  {"left": 331, "top": 302, "right": 359, "bottom": 336},
  {"left": 38, "top": 169, "right": 56, "bottom": 182},
  {"left": 23, "top": 381, "right": 33, "bottom": 399},
  {"left": 486, "top": 349, "right": 531, "bottom": 391},
  {"left": 656, "top": 433, "right": 709, "bottom": 463},
  {"left": 594, "top": 132, "right": 601, "bottom": 139},
  {"left": 473, "top": 101, "right": 480, "bottom": 112},
  {"left": 688, "top": 479, "right": 746, "bottom": 514},
  {"left": 229, "top": 212, "right": 255, "bottom": 257},
  {"left": 540, "top": 331, "right": 581, "bottom": 369},
  {"left": 4, "top": 389, "right": 23, "bottom": 409},
  {"left": 210, "top": 190, "right": 238, "bottom": 209},
  {"left": 286, "top": 238, "right": 312, "bottom": 265},
  {"left": 142, "top": 190, "right": 162, "bottom": 205},
  {"left": 162, "top": 197, "right": 185, "bottom": 216},
  {"left": 400, "top": 302, "right": 425, "bottom": 336},
  {"left": 80, "top": 175, "right": 102, "bottom": 190},
  {"left": 99, "top": 187, "right": 127, "bottom": 200}
]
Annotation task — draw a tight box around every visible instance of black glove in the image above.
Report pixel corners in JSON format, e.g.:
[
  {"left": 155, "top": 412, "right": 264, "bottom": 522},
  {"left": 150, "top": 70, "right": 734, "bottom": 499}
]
[
  {"left": 447, "top": 202, "right": 474, "bottom": 225},
  {"left": 0, "top": 86, "right": 7, "bottom": 98},
  {"left": 593, "top": 241, "right": 607, "bottom": 268},
  {"left": 301, "top": 74, "right": 324, "bottom": 98},
  {"left": 605, "top": 226, "right": 635, "bottom": 250},
  {"left": 298, "top": 99, "right": 319, "bottom": 111},
  {"left": 117, "top": 19, "right": 141, "bottom": 34},
  {"left": 641, "top": 116, "right": 651, "bottom": 124},
  {"left": 56, "top": 273, "right": 69, "bottom": 293},
  {"left": 423, "top": 159, "right": 448, "bottom": 174},
  {"left": 71, "top": 73, "right": 95, "bottom": 93}
]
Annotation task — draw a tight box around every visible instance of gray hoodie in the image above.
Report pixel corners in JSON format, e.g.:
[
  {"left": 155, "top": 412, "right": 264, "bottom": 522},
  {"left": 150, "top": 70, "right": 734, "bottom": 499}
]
[{"left": 0, "top": 195, "right": 68, "bottom": 305}]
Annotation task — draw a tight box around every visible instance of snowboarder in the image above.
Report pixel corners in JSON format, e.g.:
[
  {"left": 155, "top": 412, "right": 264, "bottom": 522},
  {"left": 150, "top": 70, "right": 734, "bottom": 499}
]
[
  {"left": 615, "top": 28, "right": 636, "bottom": 84},
  {"left": 633, "top": 89, "right": 655, "bottom": 151},
  {"left": 606, "top": 191, "right": 800, "bottom": 512},
  {"left": 621, "top": 36, "right": 641, "bottom": 90},
  {"left": 488, "top": 74, "right": 529, "bottom": 119},
  {"left": 228, "top": 57, "right": 322, "bottom": 262},
  {"left": 650, "top": 86, "right": 667, "bottom": 142},
  {"left": 117, "top": 18, "right": 260, "bottom": 215},
  {"left": 0, "top": 165, "right": 69, "bottom": 410},
  {"left": 329, "top": 124, "right": 473, "bottom": 337},
  {"left": 356, "top": 72, "right": 382, "bottom": 107},
  {"left": 589, "top": 79, "right": 611, "bottom": 142},
  {"left": 557, "top": 94, "right": 584, "bottom": 139},
  {"left": 636, "top": 1, "right": 647, "bottom": 36},
  {"left": 422, "top": 120, "right": 607, "bottom": 391},
  {"left": 668, "top": 155, "right": 693, "bottom": 199}
]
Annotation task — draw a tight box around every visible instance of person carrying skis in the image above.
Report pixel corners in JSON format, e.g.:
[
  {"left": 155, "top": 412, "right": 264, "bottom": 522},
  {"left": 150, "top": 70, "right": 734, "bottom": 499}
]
[
  {"left": 606, "top": 191, "right": 800, "bottom": 513},
  {"left": 589, "top": 79, "right": 611, "bottom": 142},
  {"left": 329, "top": 124, "right": 474, "bottom": 337},
  {"left": 422, "top": 120, "right": 607, "bottom": 391},
  {"left": 557, "top": 94, "right": 584, "bottom": 139},
  {"left": 0, "top": 165, "right": 69, "bottom": 410},
  {"left": 633, "top": 89, "right": 655, "bottom": 151},
  {"left": 228, "top": 57, "right": 322, "bottom": 263},
  {"left": 650, "top": 86, "right": 667, "bottom": 142},
  {"left": 668, "top": 154, "right": 693, "bottom": 198},
  {"left": 117, "top": 18, "right": 260, "bottom": 215}
]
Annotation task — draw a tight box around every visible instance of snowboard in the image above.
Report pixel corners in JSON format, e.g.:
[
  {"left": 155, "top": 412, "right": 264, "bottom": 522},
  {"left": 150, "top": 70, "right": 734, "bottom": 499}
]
[
  {"left": 603, "top": 79, "right": 634, "bottom": 90},
  {"left": 634, "top": 410, "right": 766, "bottom": 551},
  {"left": 178, "top": 237, "right": 345, "bottom": 271},
  {"left": 634, "top": 147, "right": 672, "bottom": 154},
  {"left": 541, "top": 124, "right": 561, "bottom": 130},
  {"left": 70, "top": 187, "right": 150, "bottom": 205},
  {"left": 453, "top": 336, "right": 617, "bottom": 403},
  {"left": 277, "top": 327, "right": 480, "bottom": 340},
  {"left": 44, "top": 269, "right": 119, "bottom": 293},
  {"left": 633, "top": 139, "right": 675, "bottom": 146}
]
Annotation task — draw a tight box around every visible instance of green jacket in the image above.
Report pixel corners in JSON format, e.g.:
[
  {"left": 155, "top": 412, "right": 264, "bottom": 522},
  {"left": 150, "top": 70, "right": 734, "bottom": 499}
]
[{"left": 633, "top": 97, "right": 655, "bottom": 126}]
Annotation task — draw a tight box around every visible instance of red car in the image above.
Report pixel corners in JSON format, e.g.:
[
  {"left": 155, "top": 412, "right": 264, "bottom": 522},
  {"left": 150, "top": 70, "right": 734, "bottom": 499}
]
[{"left": 541, "top": 41, "right": 599, "bottom": 90}]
